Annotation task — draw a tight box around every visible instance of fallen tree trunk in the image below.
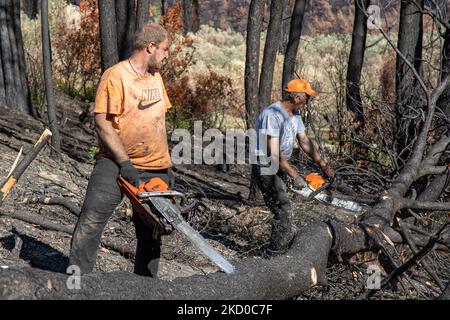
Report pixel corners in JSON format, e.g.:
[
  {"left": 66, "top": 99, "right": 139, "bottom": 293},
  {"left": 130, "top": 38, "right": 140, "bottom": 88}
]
[{"left": 0, "top": 222, "right": 333, "bottom": 299}]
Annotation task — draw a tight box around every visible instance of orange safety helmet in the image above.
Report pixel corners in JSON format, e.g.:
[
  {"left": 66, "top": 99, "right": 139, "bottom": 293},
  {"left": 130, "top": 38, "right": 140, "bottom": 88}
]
[{"left": 284, "top": 79, "right": 318, "bottom": 97}]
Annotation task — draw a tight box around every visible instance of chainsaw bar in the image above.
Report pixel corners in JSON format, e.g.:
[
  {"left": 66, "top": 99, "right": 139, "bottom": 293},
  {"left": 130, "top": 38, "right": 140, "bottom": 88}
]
[
  {"left": 291, "top": 186, "right": 363, "bottom": 213},
  {"left": 148, "top": 196, "right": 235, "bottom": 274}
]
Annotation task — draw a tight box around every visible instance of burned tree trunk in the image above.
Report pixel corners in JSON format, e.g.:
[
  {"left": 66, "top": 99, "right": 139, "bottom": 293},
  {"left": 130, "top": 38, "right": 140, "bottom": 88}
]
[
  {"left": 41, "top": 0, "right": 60, "bottom": 153},
  {"left": 282, "top": 0, "right": 307, "bottom": 92},
  {"left": 98, "top": 0, "right": 119, "bottom": 72},
  {"left": 258, "top": 0, "right": 285, "bottom": 109},
  {"left": 245, "top": 0, "right": 265, "bottom": 201},
  {"left": 22, "top": 0, "right": 40, "bottom": 20},
  {"left": 244, "top": 0, "right": 265, "bottom": 130},
  {"left": 395, "top": 0, "right": 424, "bottom": 165},
  {"left": 346, "top": 0, "right": 370, "bottom": 127},
  {"left": 161, "top": 0, "right": 166, "bottom": 16},
  {"left": 182, "top": 0, "right": 200, "bottom": 34},
  {"left": 115, "top": 0, "right": 136, "bottom": 61},
  {"left": 0, "top": 0, "right": 34, "bottom": 115},
  {"left": 438, "top": 24, "right": 450, "bottom": 117},
  {"left": 0, "top": 222, "right": 333, "bottom": 299},
  {"left": 136, "top": 0, "right": 150, "bottom": 31}
]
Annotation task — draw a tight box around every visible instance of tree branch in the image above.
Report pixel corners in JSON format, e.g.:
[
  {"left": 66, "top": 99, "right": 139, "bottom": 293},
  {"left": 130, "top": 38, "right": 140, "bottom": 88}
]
[{"left": 403, "top": 199, "right": 450, "bottom": 211}]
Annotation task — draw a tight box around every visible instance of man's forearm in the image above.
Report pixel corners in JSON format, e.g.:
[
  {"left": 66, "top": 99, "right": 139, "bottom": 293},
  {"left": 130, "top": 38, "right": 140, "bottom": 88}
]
[
  {"left": 268, "top": 135, "right": 298, "bottom": 178},
  {"left": 309, "top": 147, "right": 326, "bottom": 167},
  {"left": 279, "top": 154, "right": 298, "bottom": 178},
  {"left": 97, "top": 129, "right": 129, "bottom": 164},
  {"left": 299, "top": 134, "right": 326, "bottom": 167},
  {"left": 95, "top": 114, "right": 129, "bottom": 164}
]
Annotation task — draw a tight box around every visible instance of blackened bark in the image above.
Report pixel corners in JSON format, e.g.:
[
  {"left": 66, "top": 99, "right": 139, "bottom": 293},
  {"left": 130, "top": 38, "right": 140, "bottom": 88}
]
[
  {"left": 161, "top": 0, "right": 166, "bottom": 16},
  {"left": 245, "top": 0, "right": 265, "bottom": 201},
  {"left": 115, "top": 0, "right": 136, "bottom": 60},
  {"left": 395, "top": 0, "right": 424, "bottom": 163},
  {"left": 23, "top": 0, "right": 40, "bottom": 20},
  {"left": 182, "top": 0, "right": 200, "bottom": 34},
  {"left": 99, "top": 0, "right": 119, "bottom": 72},
  {"left": 258, "top": 0, "right": 285, "bottom": 109},
  {"left": 0, "top": 0, "right": 14, "bottom": 108},
  {"left": 136, "top": 0, "right": 150, "bottom": 31},
  {"left": 346, "top": 0, "right": 370, "bottom": 126},
  {"left": 282, "top": 0, "right": 307, "bottom": 92},
  {"left": 0, "top": 222, "right": 333, "bottom": 299},
  {"left": 0, "top": 0, "right": 33, "bottom": 115},
  {"left": 41, "top": 0, "right": 60, "bottom": 153},
  {"left": 8, "top": 0, "right": 27, "bottom": 116},
  {"left": 15, "top": 0, "right": 35, "bottom": 117},
  {"left": 438, "top": 26, "right": 450, "bottom": 117},
  {"left": 244, "top": 0, "right": 265, "bottom": 130},
  {"left": 0, "top": 129, "right": 52, "bottom": 203}
]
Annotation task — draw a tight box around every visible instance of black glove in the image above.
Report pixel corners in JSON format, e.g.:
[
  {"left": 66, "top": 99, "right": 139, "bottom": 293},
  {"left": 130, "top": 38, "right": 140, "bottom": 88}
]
[
  {"left": 119, "top": 160, "right": 140, "bottom": 187},
  {"left": 293, "top": 175, "right": 307, "bottom": 189}
]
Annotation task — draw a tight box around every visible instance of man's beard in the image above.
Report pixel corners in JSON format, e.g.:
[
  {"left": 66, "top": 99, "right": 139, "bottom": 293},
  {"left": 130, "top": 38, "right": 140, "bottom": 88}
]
[{"left": 147, "top": 55, "right": 160, "bottom": 71}]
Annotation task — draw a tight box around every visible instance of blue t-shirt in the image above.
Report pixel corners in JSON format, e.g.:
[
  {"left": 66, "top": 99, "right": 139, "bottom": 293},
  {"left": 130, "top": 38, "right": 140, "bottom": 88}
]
[{"left": 254, "top": 101, "right": 305, "bottom": 160}]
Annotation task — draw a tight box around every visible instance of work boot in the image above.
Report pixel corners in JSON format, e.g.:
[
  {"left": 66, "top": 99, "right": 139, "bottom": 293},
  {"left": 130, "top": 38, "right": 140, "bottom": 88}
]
[{"left": 266, "top": 222, "right": 298, "bottom": 256}]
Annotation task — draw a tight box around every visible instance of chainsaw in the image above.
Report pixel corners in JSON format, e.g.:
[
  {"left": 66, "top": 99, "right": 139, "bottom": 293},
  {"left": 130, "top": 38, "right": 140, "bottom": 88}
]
[
  {"left": 118, "top": 176, "right": 235, "bottom": 275},
  {"left": 290, "top": 173, "right": 363, "bottom": 213}
]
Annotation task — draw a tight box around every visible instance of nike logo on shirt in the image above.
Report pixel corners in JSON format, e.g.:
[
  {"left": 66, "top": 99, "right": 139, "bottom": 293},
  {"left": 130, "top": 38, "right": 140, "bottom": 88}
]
[{"left": 138, "top": 99, "right": 162, "bottom": 110}]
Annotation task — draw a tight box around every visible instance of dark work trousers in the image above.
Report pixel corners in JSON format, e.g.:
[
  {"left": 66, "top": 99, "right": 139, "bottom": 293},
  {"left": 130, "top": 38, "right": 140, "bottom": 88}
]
[
  {"left": 69, "top": 158, "right": 170, "bottom": 277},
  {"left": 252, "top": 164, "right": 296, "bottom": 251}
]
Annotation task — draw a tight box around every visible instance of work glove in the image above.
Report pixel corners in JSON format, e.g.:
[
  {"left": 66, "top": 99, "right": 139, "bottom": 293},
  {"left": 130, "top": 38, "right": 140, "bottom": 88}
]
[
  {"left": 293, "top": 175, "right": 307, "bottom": 189},
  {"left": 321, "top": 163, "right": 335, "bottom": 178},
  {"left": 119, "top": 160, "right": 140, "bottom": 187}
]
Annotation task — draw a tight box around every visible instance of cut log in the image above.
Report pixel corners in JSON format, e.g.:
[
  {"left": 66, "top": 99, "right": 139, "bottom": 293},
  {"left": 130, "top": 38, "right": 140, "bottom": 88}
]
[{"left": 0, "top": 129, "right": 52, "bottom": 204}]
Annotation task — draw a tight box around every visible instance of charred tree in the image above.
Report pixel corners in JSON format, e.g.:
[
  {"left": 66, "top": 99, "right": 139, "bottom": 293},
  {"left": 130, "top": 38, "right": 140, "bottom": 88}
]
[
  {"left": 346, "top": 0, "right": 370, "bottom": 127},
  {"left": 395, "top": 0, "right": 424, "bottom": 165},
  {"left": 245, "top": 0, "right": 265, "bottom": 201},
  {"left": 282, "top": 0, "right": 307, "bottom": 92},
  {"left": 244, "top": 0, "right": 265, "bottom": 130},
  {"left": 115, "top": 0, "right": 136, "bottom": 61},
  {"left": 258, "top": 0, "right": 285, "bottom": 109},
  {"left": 0, "top": 0, "right": 34, "bottom": 115},
  {"left": 136, "top": 0, "right": 151, "bottom": 31},
  {"left": 161, "top": 0, "right": 166, "bottom": 16},
  {"left": 182, "top": 0, "right": 200, "bottom": 34},
  {"left": 424, "top": 18, "right": 450, "bottom": 209},
  {"left": 438, "top": 23, "right": 450, "bottom": 117},
  {"left": 98, "top": 0, "right": 119, "bottom": 72},
  {"left": 22, "top": 0, "right": 40, "bottom": 19},
  {"left": 41, "top": 0, "right": 60, "bottom": 153}
]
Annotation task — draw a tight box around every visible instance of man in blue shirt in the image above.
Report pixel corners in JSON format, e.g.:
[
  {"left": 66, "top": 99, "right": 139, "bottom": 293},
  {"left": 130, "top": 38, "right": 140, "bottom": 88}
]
[{"left": 253, "top": 79, "right": 335, "bottom": 253}]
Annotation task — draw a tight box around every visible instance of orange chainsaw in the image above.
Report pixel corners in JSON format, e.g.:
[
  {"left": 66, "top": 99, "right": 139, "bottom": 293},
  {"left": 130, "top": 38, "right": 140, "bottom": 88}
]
[
  {"left": 118, "top": 176, "right": 235, "bottom": 274},
  {"left": 290, "top": 173, "right": 363, "bottom": 213}
]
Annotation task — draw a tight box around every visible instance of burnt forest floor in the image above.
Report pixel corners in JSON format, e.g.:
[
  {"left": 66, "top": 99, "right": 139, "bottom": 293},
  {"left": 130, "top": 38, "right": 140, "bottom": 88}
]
[{"left": 0, "top": 93, "right": 448, "bottom": 300}]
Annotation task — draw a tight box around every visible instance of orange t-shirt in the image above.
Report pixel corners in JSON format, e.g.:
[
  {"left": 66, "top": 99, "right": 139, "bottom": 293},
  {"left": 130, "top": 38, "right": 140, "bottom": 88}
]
[{"left": 94, "top": 61, "right": 172, "bottom": 170}]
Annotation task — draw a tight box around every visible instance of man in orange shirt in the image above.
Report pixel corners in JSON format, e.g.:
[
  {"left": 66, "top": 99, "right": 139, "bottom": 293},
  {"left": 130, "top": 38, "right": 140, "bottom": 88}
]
[{"left": 70, "top": 23, "right": 172, "bottom": 276}]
